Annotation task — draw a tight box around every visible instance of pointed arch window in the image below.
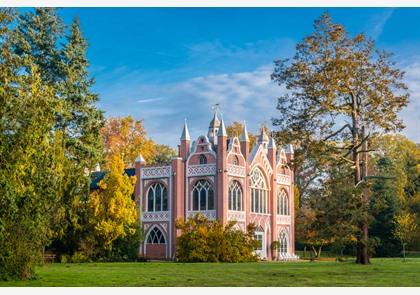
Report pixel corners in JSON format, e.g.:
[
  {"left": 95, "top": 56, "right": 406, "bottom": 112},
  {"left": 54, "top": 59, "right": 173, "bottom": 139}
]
[
  {"left": 279, "top": 230, "right": 288, "bottom": 254},
  {"left": 147, "top": 183, "right": 168, "bottom": 212},
  {"left": 199, "top": 154, "right": 207, "bottom": 165},
  {"left": 228, "top": 180, "right": 243, "bottom": 211},
  {"left": 146, "top": 227, "right": 166, "bottom": 244},
  {"left": 277, "top": 189, "right": 289, "bottom": 215},
  {"left": 192, "top": 180, "right": 214, "bottom": 211},
  {"left": 250, "top": 168, "right": 268, "bottom": 213}
]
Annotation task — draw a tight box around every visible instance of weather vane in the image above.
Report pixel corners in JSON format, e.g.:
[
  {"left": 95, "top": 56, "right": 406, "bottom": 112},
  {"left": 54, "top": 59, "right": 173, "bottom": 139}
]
[{"left": 212, "top": 103, "right": 220, "bottom": 113}]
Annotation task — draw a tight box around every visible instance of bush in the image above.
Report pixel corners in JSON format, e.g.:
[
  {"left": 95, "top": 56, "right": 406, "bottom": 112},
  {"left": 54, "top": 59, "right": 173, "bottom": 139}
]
[
  {"left": 175, "top": 214, "right": 259, "bottom": 262},
  {"left": 71, "top": 251, "right": 91, "bottom": 263},
  {"left": 60, "top": 254, "right": 70, "bottom": 264}
]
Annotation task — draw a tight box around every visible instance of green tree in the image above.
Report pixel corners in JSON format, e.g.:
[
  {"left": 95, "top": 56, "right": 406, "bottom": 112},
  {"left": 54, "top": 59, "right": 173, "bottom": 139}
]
[
  {"left": 152, "top": 143, "right": 177, "bottom": 164},
  {"left": 393, "top": 212, "right": 418, "bottom": 261},
  {"left": 226, "top": 121, "right": 256, "bottom": 149},
  {"left": 271, "top": 12, "right": 409, "bottom": 264}
]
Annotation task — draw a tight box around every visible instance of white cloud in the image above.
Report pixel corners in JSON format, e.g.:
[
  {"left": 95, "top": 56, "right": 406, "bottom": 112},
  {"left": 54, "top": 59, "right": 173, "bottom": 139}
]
[{"left": 365, "top": 9, "right": 395, "bottom": 40}]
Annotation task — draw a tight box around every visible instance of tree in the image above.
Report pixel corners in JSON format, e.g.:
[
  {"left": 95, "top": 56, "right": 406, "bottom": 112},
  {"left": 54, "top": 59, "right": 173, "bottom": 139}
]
[
  {"left": 271, "top": 12, "right": 409, "bottom": 264},
  {"left": 393, "top": 212, "right": 417, "bottom": 261},
  {"left": 226, "top": 121, "right": 256, "bottom": 149},
  {"left": 87, "top": 154, "right": 138, "bottom": 256},
  {"left": 152, "top": 143, "right": 177, "bottom": 164},
  {"left": 101, "top": 116, "right": 155, "bottom": 168},
  {"left": 0, "top": 8, "right": 67, "bottom": 279},
  {"left": 175, "top": 214, "right": 259, "bottom": 262}
]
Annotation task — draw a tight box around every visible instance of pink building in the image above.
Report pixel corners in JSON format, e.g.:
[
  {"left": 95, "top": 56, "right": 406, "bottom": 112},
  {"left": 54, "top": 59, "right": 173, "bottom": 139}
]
[{"left": 134, "top": 111, "right": 295, "bottom": 260}]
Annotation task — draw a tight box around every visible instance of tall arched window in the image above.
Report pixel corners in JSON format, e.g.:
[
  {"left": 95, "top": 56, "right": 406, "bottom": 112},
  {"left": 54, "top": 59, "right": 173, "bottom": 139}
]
[
  {"left": 192, "top": 180, "right": 214, "bottom": 211},
  {"left": 255, "top": 226, "right": 266, "bottom": 258},
  {"left": 147, "top": 183, "right": 168, "bottom": 212},
  {"left": 250, "top": 168, "right": 268, "bottom": 213},
  {"left": 279, "top": 230, "right": 288, "bottom": 254},
  {"left": 228, "top": 180, "right": 243, "bottom": 211},
  {"left": 199, "top": 154, "right": 207, "bottom": 165},
  {"left": 146, "top": 227, "right": 166, "bottom": 244},
  {"left": 277, "top": 189, "right": 289, "bottom": 215}
]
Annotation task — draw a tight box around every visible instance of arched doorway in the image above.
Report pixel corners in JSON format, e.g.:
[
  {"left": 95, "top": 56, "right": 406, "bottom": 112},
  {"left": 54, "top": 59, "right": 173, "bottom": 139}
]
[{"left": 145, "top": 226, "right": 167, "bottom": 259}]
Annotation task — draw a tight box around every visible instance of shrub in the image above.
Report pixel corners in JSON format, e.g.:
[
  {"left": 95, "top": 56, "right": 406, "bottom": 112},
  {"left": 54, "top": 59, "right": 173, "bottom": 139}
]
[
  {"left": 71, "top": 251, "right": 91, "bottom": 263},
  {"left": 175, "top": 213, "right": 259, "bottom": 262},
  {"left": 60, "top": 254, "right": 70, "bottom": 264}
]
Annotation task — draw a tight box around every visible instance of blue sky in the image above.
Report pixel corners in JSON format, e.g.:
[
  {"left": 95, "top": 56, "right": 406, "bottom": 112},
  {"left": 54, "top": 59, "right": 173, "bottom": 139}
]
[{"left": 57, "top": 8, "right": 420, "bottom": 147}]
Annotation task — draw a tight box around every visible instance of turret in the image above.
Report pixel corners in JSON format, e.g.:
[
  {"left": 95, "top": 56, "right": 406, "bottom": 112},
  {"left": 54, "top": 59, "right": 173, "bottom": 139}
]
[
  {"left": 285, "top": 144, "right": 294, "bottom": 165},
  {"left": 208, "top": 110, "right": 220, "bottom": 145},
  {"left": 258, "top": 126, "right": 269, "bottom": 149},
  {"left": 134, "top": 154, "right": 146, "bottom": 204},
  {"left": 217, "top": 116, "right": 228, "bottom": 223},
  {"left": 179, "top": 119, "right": 190, "bottom": 161},
  {"left": 240, "top": 120, "right": 250, "bottom": 162}
]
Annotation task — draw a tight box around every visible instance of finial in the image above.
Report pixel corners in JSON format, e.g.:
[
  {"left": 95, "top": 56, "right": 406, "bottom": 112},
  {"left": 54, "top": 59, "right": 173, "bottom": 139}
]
[{"left": 135, "top": 154, "right": 146, "bottom": 164}]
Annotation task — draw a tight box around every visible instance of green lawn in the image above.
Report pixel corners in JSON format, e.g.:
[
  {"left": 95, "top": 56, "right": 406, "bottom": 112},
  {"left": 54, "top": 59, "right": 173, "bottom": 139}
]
[{"left": 1, "top": 258, "right": 420, "bottom": 287}]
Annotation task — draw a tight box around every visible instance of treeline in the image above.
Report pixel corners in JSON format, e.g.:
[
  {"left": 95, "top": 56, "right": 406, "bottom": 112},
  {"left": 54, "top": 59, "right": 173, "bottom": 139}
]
[{"left": 0, "top": 8, "right": 175, "bottom": 280}]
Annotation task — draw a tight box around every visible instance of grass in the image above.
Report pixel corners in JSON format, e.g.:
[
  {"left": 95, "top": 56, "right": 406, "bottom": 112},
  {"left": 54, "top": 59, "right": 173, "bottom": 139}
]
[{"left": 1, "top": 258, "right": 419, "bottom": 287}]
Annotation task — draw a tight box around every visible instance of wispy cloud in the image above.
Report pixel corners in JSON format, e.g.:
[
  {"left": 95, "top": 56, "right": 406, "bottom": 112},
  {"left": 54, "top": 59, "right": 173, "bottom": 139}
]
[
  {"left": 136, "top": 97, "right": 167, "bottom": 103},
  {"left": 366, "top": 9, "right": 395, "bottom": 40}
]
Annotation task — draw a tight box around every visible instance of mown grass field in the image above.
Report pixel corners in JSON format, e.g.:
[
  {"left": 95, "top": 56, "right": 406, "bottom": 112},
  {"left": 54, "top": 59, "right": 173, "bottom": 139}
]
[{"left": 1, "top": 258, "right": 419, "bottom": 287}]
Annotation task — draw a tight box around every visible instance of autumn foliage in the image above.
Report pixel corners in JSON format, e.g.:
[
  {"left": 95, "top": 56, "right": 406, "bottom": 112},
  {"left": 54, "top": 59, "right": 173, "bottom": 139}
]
[{"left": 175, "top": 214, "right": 259, "bottom": 262}]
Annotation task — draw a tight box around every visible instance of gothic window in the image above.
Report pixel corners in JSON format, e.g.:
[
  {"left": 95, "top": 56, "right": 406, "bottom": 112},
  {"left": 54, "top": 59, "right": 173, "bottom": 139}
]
[
  {"left": 228, "top": 180, "right": 243, "bottom": 211},
  {"left": 192, "top": 180, "right": 214, "bottom": 211},
  {"left": 277, "top": 189, "right": 289, "bottom": 215},
  {"left": 146, "top": 227, "right": 166, "bottom": 244},
  {"left": 279, "top": 230, "right": 288, "bottom": 254},
  {"left": 250, "top": 168, "right": 268, "bottom": 213},
  {"left": 199, "top": 154, "right": 207, "bottom": 164},
  {"left": 147, "top": 183, "right": 168, "bottom": 212}
]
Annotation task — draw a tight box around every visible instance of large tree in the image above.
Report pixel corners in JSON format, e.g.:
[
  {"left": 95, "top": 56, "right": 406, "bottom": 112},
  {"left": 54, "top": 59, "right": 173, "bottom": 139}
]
[
  {"left": 0, "top": 8, "right": 65, "bottom": 279},
  {"left": 271, "top": 13, "right": 409, "bottom": 264}
]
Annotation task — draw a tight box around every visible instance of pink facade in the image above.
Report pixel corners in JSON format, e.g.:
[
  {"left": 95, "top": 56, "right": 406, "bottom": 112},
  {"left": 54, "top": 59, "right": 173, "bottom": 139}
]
[{"left": 135, "top": 112, "right": 295, "bottom": 260}]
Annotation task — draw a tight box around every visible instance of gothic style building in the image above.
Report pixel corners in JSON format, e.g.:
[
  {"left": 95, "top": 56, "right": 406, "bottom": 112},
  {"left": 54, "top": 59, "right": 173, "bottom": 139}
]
[{"left": 132, "top": 111, "right": 296, "bottom": 261}]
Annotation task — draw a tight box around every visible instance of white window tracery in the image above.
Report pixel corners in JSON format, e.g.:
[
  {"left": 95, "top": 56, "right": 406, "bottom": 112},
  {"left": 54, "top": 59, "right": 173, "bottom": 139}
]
[
  {"left": 277, "top": 189, "right": 290, "bottom": 215},
  {"left": 147, "top": 183, "right": 168, "bottom": 212},
  {"left": 146, "top": 227, "right": 166, "bottom": 244},
  {"left": 279, "top": 230, "right": 288, "bottom": 254},
  {"left": 250, "top": 168, "right": 268, "bottom": 213},
  {"left": 228, "top": 180, "right": 243, "bottom": 211},
  {"left": 192, "top": 180, "right": 214, "bottom": 211}
]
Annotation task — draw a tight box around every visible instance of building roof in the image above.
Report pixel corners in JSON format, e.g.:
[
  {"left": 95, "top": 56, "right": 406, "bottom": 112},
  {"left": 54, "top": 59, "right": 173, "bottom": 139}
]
[{"left": 90, "top": 168, "right": 136, "bottom": 190}]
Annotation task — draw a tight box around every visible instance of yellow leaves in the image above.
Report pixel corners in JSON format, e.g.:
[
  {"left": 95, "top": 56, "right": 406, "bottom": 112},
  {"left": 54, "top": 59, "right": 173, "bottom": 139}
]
[
  {"left": 393, "top": 211, "right": 418, "bottom": 244},
  {"left": 88, "top": 153, "right": 138, "bottom": 250}
]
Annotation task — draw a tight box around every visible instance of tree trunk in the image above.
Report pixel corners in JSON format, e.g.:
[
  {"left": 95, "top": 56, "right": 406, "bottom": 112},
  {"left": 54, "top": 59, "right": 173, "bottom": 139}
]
[
  {"left": 304, "top": 246, "right": 307, "bottom": 258},
  {"left": 403, "top": 243, "right": 406, "bottom": 262}
]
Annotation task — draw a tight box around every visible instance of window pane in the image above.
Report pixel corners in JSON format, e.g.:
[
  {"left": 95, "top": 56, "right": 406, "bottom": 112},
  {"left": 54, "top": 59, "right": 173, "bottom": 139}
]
[
  {"left": 155, "top": 184, "right": 162, "bottom": 211},
  {"left": 193, "top": 189, "right": 199, "bottom": 211},
  {"left": 200, "top": 188, "right": 206, "bottom": 210},
  {"left": 208, "top": 188, "right": 214, "bottom": 210},
  {"left": 147, "top": 188, "right": 154, "bottom": 212},
  {"left": 162, "top": 187, "right": 168, "bottom": 211}
]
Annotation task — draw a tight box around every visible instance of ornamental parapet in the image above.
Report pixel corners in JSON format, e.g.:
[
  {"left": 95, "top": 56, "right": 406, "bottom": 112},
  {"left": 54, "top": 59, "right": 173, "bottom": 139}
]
[
  {"left": 276, "top": 215, "right": 291, "bottom": 224},
  {"left": 227, "top": 210, "right": 246, "bottom": 222},
  {"left": 141, "top": 166, "right": 171, "bottom": 179},
  {"left": 187, "top": 164, "right": 216, "bottom": 177},
  {"left": 276, "top": 174, "right": 291, "bottom": 185},
  {"left": 142, "top": 211, "right": 170, "bottom": 222},
  {"left": 186, "top": 210, "right": 217, "bottom": 220},
  {"left": 227, "top": 164, "right": 246, "bottom": 177}
]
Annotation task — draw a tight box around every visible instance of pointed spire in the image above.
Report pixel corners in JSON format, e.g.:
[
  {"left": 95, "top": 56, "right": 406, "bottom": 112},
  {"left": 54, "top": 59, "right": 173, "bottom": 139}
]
[
  {"left": 268, "top": 136, "right": 276, "bottom": 149},
  {"left": 268, "top": 131, "right": 277, "bottom": 149},
  {"left": 181, "top": 118, "right": 190, "bottom": 141},
  {"left": 135, "top": 154, "right": 146, "bottom": 164},
  {"left": 218, "top": 114, "right": 227, "bottom": 137},
  {"left": 285, "top": 144, "right": 294, "bottom": 154},
  {"left": 240, "top": 120, "right": 250, "bottom": 142}
]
